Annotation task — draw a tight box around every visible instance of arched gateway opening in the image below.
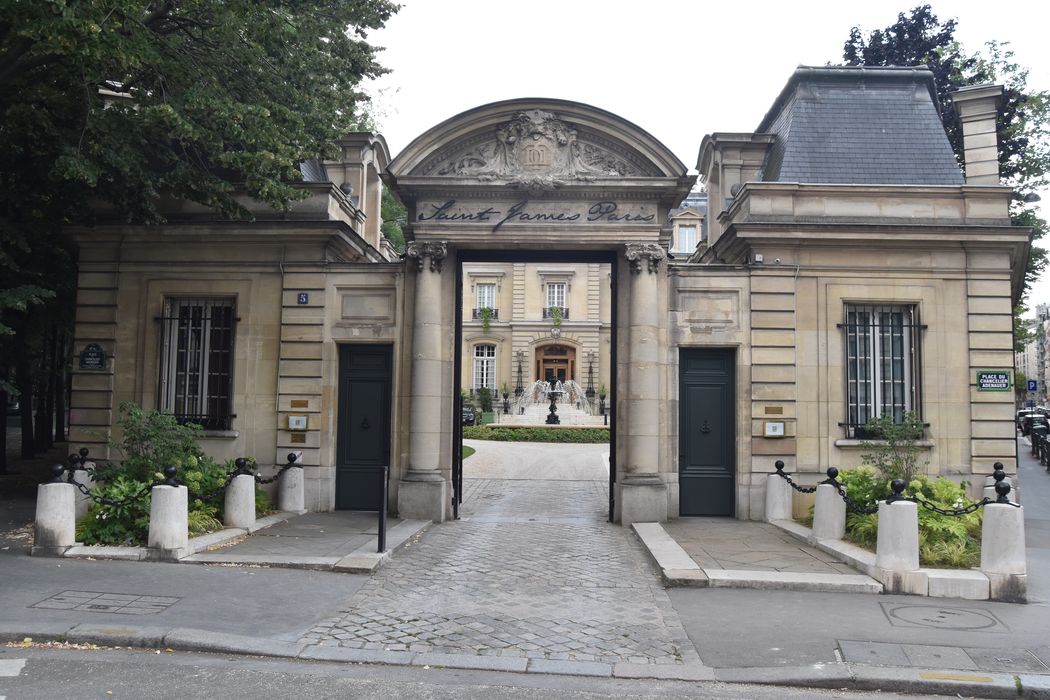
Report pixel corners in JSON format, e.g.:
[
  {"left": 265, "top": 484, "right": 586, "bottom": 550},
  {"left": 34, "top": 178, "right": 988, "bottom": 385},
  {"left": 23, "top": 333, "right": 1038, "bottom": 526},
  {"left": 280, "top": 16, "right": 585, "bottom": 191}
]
[{"left": 384, "top": 99, "right": 695, "bottom": 525}]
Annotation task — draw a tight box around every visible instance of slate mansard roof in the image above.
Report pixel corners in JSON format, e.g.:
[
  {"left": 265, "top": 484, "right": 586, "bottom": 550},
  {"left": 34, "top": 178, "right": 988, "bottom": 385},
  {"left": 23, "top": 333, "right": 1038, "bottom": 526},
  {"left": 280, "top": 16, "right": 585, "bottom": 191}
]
[{"left": 757, "top": 66, "right": 964, "bottom": 186}]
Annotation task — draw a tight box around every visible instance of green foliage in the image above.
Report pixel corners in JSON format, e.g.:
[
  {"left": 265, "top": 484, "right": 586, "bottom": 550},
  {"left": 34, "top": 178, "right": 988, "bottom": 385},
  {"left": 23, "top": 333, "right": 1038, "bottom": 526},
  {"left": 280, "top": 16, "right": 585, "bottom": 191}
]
[
  {"left": 100, "top": 402, "right": 203, "bottom": 481},
  {"left": 842, "top": 5, "right": 1048, "bottom": 300},
  {"left": 77, "top": 402, "right": 263, "bottom": 545},
  {"left": 550, "top": 305, "right": 563, "bottom": 327},
  {"left": 860, "top": 411, "right": 928, "bottom": 482},
  {"left": 480, "top": 306, "right": 493, "bottom": 333},
  {"left": 77, "top": 475, "right": 152, "bottom": 546},
  {"left": 463, "top": 426, "right": 610, "bottom": 443},
  {"left": 380, "top": 188, "right": 407, "bottom": 252},
  {"left": 834, "top": 467, "right": 982, "bottom": 568},
  {"left": 597, "top": 383, "right": 608, "bottom": 398},
  {"left": 476, "top": 387, "right": 493, "bottom": 413},
  {"left": 462, "top": 445, "right": 476, "bottom": 459}
]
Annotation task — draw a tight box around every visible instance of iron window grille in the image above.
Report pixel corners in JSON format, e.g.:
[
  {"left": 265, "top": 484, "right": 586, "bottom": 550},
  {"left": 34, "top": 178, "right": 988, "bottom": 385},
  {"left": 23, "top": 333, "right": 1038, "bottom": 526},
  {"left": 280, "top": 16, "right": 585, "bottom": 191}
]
[
  {"left": 158, "top": 297, "right": 236, "bottom": 430},
  {"left": 839, "top": 304, "right": 924, "bottom": 439}
]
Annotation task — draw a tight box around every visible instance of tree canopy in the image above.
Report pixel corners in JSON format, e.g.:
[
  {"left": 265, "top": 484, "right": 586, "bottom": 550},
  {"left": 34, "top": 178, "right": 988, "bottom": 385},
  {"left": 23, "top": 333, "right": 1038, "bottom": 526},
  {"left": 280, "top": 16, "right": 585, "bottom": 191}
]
[{"left": 843, "top": 4, "right": 1049, "bottom": 296}]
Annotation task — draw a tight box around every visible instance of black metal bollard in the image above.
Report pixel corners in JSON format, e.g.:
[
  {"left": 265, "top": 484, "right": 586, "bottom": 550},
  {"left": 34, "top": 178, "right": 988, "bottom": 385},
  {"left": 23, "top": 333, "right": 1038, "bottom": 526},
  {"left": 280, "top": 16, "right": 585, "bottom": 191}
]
[
  {"left": 48, "top": 463, "right": 66, "bottom": 484},
  {"left": 887, "top": 478, "right": 907, "bottom": 503},
  {"left": 162, "top": 465, "right": 180, "bottom": 487},
  {"left": 378, "top": 465, "right": 388, "bottom": 554}
]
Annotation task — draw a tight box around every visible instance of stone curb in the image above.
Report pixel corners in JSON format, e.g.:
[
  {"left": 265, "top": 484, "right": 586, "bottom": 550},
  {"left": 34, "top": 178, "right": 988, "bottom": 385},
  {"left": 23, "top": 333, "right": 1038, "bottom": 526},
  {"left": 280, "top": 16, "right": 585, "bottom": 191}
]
[{"left": 4, "top": 622, "right": 1049, "bottom": 695}]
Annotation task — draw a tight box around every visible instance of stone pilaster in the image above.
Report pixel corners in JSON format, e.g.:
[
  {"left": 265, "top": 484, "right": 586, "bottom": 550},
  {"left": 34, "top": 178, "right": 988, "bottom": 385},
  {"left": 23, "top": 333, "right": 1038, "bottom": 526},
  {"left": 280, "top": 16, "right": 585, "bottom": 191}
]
[
  {"left": 399, "top": 240, "right": 449, "bottom": 523},
  {"left": 620, "top": 243, "right": 668, "bottom": 525}
]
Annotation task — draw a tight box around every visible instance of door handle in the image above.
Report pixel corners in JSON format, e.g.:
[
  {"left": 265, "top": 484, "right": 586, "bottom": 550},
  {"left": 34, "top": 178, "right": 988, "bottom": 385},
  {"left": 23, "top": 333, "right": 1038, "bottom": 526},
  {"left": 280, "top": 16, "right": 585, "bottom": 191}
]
[
  {"left": 699, "top": 420, "right": 711, "bottom": 434},
  {"left": 361, "top": 416, "right": 370, "bottom": 430}
]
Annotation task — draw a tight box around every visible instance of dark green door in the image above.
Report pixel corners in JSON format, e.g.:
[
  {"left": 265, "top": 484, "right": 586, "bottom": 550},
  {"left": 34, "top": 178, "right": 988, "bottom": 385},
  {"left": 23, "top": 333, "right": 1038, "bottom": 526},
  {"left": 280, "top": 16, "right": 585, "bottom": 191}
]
[
  {"left": 679, "top": 348, "right": 735, "bottom": 516},
  {"left": 336, "top": 345, "right": 391, "bottom": 510}
]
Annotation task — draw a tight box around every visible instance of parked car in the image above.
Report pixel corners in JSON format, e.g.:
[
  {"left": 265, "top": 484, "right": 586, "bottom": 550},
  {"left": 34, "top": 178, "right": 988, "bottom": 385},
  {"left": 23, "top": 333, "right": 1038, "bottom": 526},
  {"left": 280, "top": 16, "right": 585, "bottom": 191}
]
[
  {"left": 1022, "top": 412, "right": 1048, "bottom": 436},
  {"left": 1017, "top": 409, "right": 1034, "bottom": 431},
  {"left": 461, "top": 405, "right": 477, "bottom": 426}
]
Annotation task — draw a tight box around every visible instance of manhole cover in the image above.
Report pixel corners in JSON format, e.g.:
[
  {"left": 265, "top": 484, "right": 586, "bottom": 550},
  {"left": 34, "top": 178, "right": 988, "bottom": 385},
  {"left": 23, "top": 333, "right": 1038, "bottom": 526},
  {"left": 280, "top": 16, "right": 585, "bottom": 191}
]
[
  {"left": 881, "top": 603, "right": 1005, "bottom": 631},
  {"left": 31, "top": 590, "right": 180, "bottom": 615}
]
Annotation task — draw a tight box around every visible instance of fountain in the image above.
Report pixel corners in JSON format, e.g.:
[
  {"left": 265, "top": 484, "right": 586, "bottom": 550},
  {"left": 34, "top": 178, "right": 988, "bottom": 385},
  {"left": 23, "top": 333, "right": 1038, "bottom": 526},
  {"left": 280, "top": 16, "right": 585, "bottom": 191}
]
[{"left": 502, "top": 380, "right": 604, "bottom": 426}]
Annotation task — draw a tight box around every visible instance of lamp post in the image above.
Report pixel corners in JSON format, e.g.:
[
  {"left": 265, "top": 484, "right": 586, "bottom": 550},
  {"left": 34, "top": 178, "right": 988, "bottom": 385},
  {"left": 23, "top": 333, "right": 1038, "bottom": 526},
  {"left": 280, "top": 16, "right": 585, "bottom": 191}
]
[
  {"left": 514, "top": 350, "right": 524, "bottom": 397},
  {"left": 586, "top": 350, "right": 596, "bottom": 399}
]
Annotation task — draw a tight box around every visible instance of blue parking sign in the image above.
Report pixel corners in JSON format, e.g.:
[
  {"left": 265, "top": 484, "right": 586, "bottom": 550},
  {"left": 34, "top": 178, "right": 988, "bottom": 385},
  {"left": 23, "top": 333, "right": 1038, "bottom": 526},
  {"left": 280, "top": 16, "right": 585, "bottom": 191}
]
[{"left": 1029, "top": 379, "right": 1039, "bottom": 392}]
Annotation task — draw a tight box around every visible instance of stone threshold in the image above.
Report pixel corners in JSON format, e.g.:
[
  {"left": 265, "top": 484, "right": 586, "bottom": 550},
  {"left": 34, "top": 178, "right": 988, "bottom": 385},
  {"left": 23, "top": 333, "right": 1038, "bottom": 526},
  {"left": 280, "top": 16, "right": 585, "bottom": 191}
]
[
  {"left": 631, "top": 522, "right": 882, "bottom": 594},
  {"left": 769, "top": 519, "right": 994, "bottom": 600},
  {"left": 181, "top": 518, "right": 431, "bottom": 574}
]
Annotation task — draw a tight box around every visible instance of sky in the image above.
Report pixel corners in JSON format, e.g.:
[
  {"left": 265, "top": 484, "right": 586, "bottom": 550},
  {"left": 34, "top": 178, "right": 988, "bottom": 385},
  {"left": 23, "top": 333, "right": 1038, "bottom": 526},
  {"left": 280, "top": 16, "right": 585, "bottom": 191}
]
[{"left": 361, "top": 0, "right": 1050, "bottom": 305}]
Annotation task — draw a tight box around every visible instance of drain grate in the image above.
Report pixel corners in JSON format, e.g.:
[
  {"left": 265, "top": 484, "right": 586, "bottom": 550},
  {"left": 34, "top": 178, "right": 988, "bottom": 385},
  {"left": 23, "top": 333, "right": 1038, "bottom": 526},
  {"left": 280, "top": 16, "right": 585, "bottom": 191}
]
[{"left": 31, "top": 590, "right": 180, "bottom": 615}]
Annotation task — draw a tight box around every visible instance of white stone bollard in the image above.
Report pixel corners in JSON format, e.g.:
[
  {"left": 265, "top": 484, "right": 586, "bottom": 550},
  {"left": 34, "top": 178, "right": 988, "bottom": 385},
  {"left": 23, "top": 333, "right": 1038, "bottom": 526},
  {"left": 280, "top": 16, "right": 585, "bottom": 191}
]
[
  {"left": 148, "top": 483, "right": 189, "bottom": 560},
  {"left": 982, "top": 502, "right": 1027, "bottom": 602},
  {"left": 765, "top": 470, "right": 792, "bottom": 522},
  {"left": 72, "top": 468, "right": 94, "bottom": 522},
  {"left": 875, "top": 500, "right": 920, "bottom": 572},
  {"left": 812, "top": 483, "right": 846, "bottom": 540},
  {"left": 33, "top": 468, "right": 77, "bottom": 555},
  {"left": 224, "top": 473, "right": 256, "bottom": 529},
  {"left": 278, "top": 466, "right": 305, "bottom": 514}
]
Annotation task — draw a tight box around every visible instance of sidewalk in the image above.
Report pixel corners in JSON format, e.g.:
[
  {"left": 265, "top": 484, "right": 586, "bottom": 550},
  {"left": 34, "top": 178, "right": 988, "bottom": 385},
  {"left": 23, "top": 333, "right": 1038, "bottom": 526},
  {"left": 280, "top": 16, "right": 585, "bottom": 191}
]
[{"left": 2, "top": 437, "right": 1049, "bottom": 697}]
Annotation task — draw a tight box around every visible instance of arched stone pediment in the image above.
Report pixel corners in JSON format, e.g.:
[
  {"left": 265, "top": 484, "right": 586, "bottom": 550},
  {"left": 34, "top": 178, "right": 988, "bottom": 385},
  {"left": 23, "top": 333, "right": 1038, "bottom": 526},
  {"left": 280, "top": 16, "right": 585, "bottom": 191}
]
[{"left": 388, "top": 99, "right": 688, "bottom": 190}]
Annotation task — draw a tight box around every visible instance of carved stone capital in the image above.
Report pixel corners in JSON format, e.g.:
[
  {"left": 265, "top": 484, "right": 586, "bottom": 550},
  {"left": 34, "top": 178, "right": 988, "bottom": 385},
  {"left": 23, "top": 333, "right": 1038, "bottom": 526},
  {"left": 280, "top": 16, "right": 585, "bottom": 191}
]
[
  {"left": 624, "top": 243, "right": 665, "bottom": 274},
  {"left": 405, "top": 240, "right": 447, "bottom": 273}
]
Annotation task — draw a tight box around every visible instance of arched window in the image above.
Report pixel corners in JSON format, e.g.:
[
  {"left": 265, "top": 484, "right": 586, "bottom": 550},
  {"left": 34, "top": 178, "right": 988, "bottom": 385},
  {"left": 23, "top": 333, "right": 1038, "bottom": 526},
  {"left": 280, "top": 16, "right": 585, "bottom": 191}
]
[{"left": 473, "top": 344, "right": 496, "bottom": 390}]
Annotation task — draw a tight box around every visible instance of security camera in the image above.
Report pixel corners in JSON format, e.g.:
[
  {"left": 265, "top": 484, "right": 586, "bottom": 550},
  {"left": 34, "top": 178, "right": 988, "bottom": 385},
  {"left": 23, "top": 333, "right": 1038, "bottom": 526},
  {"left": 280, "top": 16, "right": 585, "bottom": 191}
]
[{"left": 774, "top": 258, "right": 781, "bottom": 265}]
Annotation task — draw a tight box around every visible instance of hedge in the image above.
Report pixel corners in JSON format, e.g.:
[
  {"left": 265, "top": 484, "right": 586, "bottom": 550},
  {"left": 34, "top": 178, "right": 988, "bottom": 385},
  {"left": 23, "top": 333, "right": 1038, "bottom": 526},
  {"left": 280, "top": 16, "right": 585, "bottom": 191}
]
[{"left": 463, "top": 425, "right": 610, "bottom": 443}]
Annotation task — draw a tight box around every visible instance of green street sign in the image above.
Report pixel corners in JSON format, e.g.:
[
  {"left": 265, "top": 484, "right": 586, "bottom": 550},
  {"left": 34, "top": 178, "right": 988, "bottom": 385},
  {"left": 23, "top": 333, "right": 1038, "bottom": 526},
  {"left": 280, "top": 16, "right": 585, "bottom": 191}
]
[{"left": 975, "top": 370, "right": 1011, "bottom": 391}]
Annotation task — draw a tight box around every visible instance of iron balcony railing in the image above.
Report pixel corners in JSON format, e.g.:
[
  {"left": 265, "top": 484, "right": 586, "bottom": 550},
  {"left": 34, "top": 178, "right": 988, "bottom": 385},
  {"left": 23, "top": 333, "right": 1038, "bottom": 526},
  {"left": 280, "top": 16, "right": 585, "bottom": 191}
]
[
  {"left": 542, "top": 306, "right": 569, "bottom": 320},
  {"left": 471, "top": 308, "right": 499, "bottom": 320}
]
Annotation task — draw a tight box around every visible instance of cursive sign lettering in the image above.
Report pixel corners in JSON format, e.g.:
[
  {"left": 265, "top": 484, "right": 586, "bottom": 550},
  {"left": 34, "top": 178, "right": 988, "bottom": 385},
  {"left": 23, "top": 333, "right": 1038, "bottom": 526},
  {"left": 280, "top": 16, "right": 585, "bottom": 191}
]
[{"left": 417, "top": 199, "right": 655, "bottom": 232}]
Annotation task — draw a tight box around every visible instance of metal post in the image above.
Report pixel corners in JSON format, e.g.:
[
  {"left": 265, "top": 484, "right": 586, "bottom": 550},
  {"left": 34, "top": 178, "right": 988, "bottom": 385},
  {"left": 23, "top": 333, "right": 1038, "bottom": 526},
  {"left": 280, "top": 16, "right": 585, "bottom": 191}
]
[
  {"left": 378, "top": 465, "right": 388, "bottom": 553},
  {"left": 514, "top": 350, "right": 524, "bottom": 397}
]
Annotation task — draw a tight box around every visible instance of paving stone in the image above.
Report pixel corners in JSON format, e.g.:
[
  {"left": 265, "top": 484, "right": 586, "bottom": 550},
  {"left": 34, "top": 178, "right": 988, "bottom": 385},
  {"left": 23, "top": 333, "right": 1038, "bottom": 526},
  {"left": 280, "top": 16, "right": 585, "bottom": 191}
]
[{"left": 299, "top": 478, "right": 702, "bottom": 667}]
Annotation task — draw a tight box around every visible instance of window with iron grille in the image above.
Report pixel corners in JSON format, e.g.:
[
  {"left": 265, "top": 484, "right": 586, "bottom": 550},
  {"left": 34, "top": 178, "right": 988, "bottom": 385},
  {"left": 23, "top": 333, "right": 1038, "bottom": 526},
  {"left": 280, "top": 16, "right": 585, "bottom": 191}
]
[
  {"left": 473, "top": 344, "right": 496, "bottom": 391},
  {"left": 842, "top": 304, "right": 922, "bottom": 438},
  {"left": 158, "top": 298, "right": 236, "bottom": 430}
]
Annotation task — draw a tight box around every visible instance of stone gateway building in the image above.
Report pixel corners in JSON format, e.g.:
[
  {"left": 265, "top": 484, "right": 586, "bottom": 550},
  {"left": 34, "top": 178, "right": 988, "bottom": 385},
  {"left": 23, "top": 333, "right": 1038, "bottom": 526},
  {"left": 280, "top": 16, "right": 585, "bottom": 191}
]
[{"left": 68, "top": 66, "right": 1029, "bottom": 525}]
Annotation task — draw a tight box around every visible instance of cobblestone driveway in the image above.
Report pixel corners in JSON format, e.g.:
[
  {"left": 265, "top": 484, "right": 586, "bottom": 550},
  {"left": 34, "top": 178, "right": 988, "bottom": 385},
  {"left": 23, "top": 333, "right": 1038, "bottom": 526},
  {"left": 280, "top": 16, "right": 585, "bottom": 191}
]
[{"left": 301, "top": 478, "right": 702, "bottom": 666}]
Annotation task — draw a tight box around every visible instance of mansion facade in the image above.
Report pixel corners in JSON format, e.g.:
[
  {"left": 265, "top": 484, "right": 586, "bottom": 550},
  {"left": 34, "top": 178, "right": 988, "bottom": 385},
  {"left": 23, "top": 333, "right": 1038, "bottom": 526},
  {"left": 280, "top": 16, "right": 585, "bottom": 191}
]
[{"left": 67, "top": 66, "right": 1028, "bottom": 523}]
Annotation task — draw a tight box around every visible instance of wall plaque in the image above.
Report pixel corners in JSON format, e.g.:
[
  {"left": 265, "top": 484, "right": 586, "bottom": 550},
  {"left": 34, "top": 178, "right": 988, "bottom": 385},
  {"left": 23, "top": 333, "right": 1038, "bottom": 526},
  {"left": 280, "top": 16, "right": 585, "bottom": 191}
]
[
  {"left": 289, "top": 433, "right": 306, "bottom": 444},
  {"left": 78, "top": 343, "right": 107, "bottom": 371},
  {"left": 290, "top": 399, "right": 309, "bottom": 409}
]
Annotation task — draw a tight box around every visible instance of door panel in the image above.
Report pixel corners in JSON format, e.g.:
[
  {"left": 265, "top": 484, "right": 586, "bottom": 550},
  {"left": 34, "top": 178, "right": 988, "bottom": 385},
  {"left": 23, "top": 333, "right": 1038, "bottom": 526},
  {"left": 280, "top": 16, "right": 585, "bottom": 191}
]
[
  {"left": 336, "top": 345, "right": 392, "bottom": 510},
  {"left": 679, "top": 349, "right": 735, "bottom": 516}
]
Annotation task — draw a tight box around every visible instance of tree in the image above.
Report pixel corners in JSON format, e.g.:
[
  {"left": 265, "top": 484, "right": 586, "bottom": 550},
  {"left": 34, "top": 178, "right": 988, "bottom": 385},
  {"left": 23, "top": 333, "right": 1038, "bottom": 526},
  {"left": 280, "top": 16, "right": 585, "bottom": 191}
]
[
  {"left": 380, "top": 188, "right": 407, "bottom": 252},
  {"left": 843, "top": 5, "right": 1049, "bottom": 294},
  {"left": 0, "top": 1, "right": 397, "bottom": 462}
]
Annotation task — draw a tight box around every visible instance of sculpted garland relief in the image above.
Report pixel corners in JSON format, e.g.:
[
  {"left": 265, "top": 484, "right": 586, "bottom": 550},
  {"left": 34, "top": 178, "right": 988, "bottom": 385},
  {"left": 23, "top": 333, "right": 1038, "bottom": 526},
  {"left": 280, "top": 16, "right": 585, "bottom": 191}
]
[{"left": 420, "top": 110, "right": 654, "bottom": 189}]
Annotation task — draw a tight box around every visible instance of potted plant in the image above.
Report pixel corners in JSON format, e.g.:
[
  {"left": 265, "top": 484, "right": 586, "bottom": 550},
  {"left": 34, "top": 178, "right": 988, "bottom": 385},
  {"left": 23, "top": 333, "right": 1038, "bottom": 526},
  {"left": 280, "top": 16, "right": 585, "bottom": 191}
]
[
  {"left": 500, "top": 381, "right": 510, "bottom": 400},
  {"left": 550, "top": 305, "right": 563, "bottom": 327},
  {"left": 480, "top": 306, "right": 493, "bottom": 333}
]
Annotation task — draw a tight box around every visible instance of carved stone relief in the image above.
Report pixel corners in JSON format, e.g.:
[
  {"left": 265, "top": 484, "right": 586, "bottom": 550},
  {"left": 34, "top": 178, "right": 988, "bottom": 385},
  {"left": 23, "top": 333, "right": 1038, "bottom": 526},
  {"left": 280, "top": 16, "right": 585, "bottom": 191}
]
[{"left": 416, "top": 110, "right": 657, "bottom": 190}]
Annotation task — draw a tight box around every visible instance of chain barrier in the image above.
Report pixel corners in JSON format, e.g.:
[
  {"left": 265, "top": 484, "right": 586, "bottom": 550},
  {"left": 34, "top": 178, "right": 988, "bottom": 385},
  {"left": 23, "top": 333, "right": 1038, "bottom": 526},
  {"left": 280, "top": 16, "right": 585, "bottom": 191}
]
[
  {"left": 772, "top": 461, "right": 817, "bottom": 493},
  {"left": 775, "top": 461, "right": 1021, "bottom": 518},
  {"left": 253, "top": 453, "right": 300, "bottom": 485},
  {"left": 885, "top": 463, "right": 1021, "bottom": 511}
]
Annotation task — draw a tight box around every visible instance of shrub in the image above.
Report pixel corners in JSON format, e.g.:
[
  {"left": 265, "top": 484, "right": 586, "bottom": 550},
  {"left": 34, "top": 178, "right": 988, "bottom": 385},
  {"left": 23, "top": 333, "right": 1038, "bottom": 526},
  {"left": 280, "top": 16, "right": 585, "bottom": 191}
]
[
  {"left": 76, "top": 402, "right": 264, "bottom": 546},
  {"left": 476, "top": 388, "right": 493, "bottom": 412},
  {"left": 463, "top": 425, "right": 609, "bottom": 443},
  {"left": 860, "top": 411, "right": 928, "bottom": 483},
  {"left": 832, "top": 467, "right": 981, "bottom": 568}
]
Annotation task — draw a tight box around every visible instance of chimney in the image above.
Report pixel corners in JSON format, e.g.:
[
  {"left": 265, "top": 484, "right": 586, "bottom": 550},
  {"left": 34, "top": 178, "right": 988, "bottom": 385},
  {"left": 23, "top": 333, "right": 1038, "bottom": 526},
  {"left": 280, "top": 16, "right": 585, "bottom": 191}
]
[{"left": 950, "top": 84, "right": 1003, "bottom": 185}]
